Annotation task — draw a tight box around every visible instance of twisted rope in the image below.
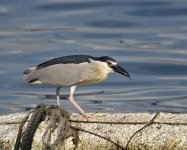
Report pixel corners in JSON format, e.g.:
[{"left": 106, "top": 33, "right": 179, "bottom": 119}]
[
  {"left": 21, "top": 104, "right": 46, "bottom": 150},
  {"left": 14, "top": 104, "right": 70, "bottom": 150}
]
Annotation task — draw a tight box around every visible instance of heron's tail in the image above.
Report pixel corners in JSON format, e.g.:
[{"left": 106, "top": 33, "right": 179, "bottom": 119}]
[{"left": 23, "top": 67, "right": 42, "bottom": 84}]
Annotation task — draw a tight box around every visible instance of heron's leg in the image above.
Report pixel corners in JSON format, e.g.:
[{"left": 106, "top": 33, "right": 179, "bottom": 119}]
[
  {"left": 69, "top": 86, "right": 86, "bottom": 116},
  {"left": 56, "top": 86, "right": 62, "bottom": 105}
]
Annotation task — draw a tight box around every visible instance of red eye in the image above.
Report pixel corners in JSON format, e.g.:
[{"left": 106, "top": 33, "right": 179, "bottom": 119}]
[{"left": 106, "top": 60, "right": 112, "bottom": 66}]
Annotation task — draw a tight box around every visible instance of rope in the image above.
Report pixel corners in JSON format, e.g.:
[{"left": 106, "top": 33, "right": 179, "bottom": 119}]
[
  {"left": 42, "top": 105, "right": 70, "bottom": 150},
  {"left": 21, "top": 104, "right": 46, "bottom": 150},
  {"left": 14, "top": 110, "right": 33, "bottom": 150},
  {"left": 70, "top": 125, "right": 125, "bottom": 150},
  {"left": 125, "top": 112, "right": 160, "bottom": 150},
  {"left": 14, "top": 103, "right": 71, "bottom": 150},
  {"left": 5, "top": 120, "right": 187, "bottom": 126}
]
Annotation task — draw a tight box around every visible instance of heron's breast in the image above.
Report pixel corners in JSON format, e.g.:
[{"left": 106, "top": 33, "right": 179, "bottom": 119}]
[{"left": 79, "top": 61, "right": 111, "bottom": 85}]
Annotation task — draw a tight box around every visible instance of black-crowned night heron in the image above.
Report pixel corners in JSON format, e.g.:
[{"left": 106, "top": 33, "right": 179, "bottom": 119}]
[{"left": 24, "top": 55, "right": 131, "bottom": 117}]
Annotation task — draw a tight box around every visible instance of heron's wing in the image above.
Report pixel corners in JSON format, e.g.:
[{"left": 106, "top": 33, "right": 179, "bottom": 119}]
[{"left": 26, "top": 62, "right": 91, "bottom": 86}]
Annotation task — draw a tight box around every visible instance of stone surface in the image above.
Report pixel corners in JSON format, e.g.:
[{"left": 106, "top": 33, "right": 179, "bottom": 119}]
[{"left": 0, "top": 112, "right": 187, "bottom": 149}]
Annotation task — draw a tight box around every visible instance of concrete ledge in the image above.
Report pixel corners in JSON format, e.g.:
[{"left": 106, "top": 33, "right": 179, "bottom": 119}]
[{"left": 0, "top": 112, "right": 187, "bottom": 149}]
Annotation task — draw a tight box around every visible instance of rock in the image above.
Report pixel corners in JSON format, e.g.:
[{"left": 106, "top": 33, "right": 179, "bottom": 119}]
[{"left": 0, "top": 112, "right": 187, "bottom": 150}]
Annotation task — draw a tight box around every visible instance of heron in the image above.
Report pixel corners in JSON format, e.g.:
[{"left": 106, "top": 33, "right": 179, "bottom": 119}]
[{"left": 24, "top": 55, "right": 131, "bottom": 117}]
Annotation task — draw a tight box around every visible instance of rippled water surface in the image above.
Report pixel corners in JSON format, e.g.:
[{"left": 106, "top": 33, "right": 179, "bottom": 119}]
[{"left": 0, "top": 0, "right": 187, "bottom": 114}]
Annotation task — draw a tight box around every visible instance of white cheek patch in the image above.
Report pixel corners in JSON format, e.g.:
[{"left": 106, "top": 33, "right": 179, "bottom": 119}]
[{"left": 111, "top": 61, "right": 117, "bottom": 66}]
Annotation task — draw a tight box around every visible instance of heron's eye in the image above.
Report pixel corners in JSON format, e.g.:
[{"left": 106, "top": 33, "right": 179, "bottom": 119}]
[
  {"left": 106, "top": 60, "right": 117, "bottom": 66},
  {"left": 106, "top": 60, "right": 113, "bottom": 66}
]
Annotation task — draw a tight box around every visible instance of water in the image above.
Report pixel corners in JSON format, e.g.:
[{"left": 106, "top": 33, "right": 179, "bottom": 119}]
[{"left": 0, "top": 0, "right": 187, "bottom": 114}]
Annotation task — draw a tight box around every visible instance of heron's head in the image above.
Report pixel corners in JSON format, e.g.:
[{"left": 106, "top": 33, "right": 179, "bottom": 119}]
[{"left": 98, "top": 56, "right": 131, "bottom": 80}]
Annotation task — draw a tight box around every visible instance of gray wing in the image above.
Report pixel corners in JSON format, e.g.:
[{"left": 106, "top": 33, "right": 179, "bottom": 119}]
[{"left": 26, "top": 62, "right": 92, "bottom": 86}]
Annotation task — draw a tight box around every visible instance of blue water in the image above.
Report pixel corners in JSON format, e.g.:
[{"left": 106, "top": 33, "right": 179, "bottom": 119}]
[{"left": 0, "top": 0, "right": 187, "bottom": 114}]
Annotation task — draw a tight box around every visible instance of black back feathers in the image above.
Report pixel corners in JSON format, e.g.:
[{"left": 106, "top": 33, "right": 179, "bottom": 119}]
[
  {"left": 37, "top": 55, "right": 93, "bottom": 69},
  {"left": 36, "top": 55, "right": 116, "bottom": 70}
]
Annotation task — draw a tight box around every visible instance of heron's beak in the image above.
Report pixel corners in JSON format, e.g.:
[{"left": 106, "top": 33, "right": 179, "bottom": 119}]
[{"left": 112, "top": 65, "right": 131, "bottom": 80}]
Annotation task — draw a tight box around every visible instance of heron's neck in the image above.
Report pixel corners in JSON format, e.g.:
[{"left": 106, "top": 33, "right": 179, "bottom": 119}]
[{"left": 93, "top": 60, "right": 113, "bottom": 80}]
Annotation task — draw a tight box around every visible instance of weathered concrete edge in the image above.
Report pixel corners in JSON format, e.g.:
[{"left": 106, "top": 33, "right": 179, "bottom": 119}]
[{"left": 0, "top": 112, "right": 187, "bottom": 150}]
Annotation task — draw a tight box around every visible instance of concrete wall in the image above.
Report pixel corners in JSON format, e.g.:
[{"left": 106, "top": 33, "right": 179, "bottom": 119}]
[{"left": 0, "top": 112, "right": 187, "bottom": 150}]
